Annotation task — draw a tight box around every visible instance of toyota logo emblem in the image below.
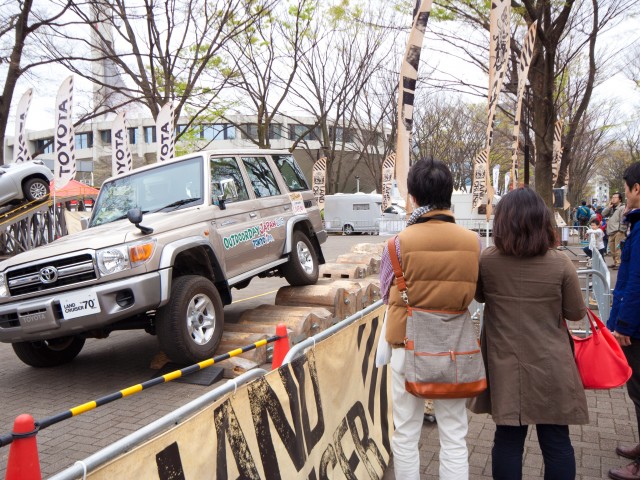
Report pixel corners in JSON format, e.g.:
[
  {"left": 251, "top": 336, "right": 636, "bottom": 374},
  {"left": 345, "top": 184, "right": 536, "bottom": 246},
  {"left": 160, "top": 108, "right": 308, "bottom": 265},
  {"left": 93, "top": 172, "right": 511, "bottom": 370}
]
[{"left": 39, "top": 266, "right": 58, "bottom": 284}]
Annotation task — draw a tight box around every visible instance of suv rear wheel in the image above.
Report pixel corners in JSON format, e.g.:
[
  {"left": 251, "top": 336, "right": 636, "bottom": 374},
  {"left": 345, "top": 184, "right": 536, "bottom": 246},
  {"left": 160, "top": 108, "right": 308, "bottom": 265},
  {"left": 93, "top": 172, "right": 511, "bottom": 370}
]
[
  {"left": 12, "top": 336, "right": 85, "bottom": 367},
  {"left": 281, "top": 230, "right": 319, "bottom": 286},
  {"left": 23, "top": 178, "right": 50, "bottom": 201},
  {"left": 156, "top": 275, "right": 223, "bottom": 365}
]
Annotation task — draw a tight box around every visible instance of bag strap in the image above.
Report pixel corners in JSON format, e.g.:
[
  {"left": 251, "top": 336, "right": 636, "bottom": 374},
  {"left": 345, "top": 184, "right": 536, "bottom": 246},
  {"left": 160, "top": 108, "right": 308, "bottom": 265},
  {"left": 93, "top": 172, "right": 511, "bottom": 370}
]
[
  {"left": 586, "top": 309, "right": 603, "bottom": 345},
  {"left": 387, "top": 236, "right": 409, "bottom": 305}
]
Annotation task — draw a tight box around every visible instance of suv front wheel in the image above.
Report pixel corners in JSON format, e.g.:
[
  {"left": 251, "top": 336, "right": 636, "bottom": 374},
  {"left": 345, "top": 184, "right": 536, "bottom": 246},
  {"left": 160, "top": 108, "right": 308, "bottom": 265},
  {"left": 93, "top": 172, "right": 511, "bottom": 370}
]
[
  {"left": 23, "top": 177, "right": 50, "bottom": 201},
  {"left": 156, "top": 275, "right": 224, "bottom": 365},
  {"left": 281, "top": 230, "right": 319, "bottom": 286}
]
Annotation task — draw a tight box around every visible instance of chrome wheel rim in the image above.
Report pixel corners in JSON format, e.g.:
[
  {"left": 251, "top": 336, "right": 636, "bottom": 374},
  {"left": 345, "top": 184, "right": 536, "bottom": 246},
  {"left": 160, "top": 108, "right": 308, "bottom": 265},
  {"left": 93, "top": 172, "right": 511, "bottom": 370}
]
[
  {"left": 296, "top": 240, "right": 314, "bottom": 274},
  {"left": 30, "top": 182, "right": 47, "bottom": 199},
  {"left": 186, "top": 293, "right": 215, "bottom": 345}
]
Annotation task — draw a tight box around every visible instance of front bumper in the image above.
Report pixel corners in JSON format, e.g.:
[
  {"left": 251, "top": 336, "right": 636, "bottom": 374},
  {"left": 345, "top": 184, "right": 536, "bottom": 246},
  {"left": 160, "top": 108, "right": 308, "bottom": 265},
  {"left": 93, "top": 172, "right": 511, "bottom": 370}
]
[{"left": 0, "top": 272, "right": 162, "bottom": 343}]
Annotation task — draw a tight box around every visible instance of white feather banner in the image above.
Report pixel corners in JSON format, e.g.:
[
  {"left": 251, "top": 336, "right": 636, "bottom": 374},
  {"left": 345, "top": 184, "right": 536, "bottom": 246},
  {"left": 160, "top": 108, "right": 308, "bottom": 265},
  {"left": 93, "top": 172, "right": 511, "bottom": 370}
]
[
  {"left": 510, "top": 21, "right": 537, "bottom": 189},
  {"left": 156, "top": 101, "right": 175, "bottom": 162},
  {"left": 396, "top": 0, "right": 433, "bottom": 210},
  {"left": 14, "top": 89, "right": 33, "bottom": 163},
  {"left": 54, "top": 76, "right": 76, "bottom": 191},
  {"left": 312, "top": 157, "right": 327, "bottom": 210},
  {"left": 111, "top": 112, "right": 133, "bottom": 176},
  {"left": 381, "top": 153, "right": 396, "bottom": 211}
]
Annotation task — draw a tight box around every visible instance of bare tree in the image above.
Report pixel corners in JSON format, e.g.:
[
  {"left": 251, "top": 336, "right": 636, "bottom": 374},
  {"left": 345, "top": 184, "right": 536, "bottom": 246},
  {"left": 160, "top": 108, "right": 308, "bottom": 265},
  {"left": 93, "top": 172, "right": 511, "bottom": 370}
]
[
  {"left": 0, "top": 0, "right": 71, "bottom": 164},
  {"left": 431, "top": 0, "right": 637, "bottom": 209},
  {"left": 222, "top": 0, "right": 316, "bottom": 149},
  {"left": 45, "top": 0, "right": 274, "bottom": 138}
]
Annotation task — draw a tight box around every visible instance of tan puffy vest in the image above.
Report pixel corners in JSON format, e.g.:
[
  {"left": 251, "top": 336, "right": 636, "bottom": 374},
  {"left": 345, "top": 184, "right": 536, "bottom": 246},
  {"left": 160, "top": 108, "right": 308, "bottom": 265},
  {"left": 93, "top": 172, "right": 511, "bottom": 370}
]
[{"left": 386, "top": 210, "right": 480, "bottom": 346}]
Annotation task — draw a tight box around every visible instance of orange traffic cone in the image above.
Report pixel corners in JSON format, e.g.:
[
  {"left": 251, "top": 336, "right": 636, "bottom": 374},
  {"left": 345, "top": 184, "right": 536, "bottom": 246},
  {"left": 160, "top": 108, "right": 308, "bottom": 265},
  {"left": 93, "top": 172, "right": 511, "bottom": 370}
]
[
  {"left": 5, "top": 414, "right": 41, "bottom": 480},
  {"left": 271, "top": 323, "right": 290, "bottom": 370}
]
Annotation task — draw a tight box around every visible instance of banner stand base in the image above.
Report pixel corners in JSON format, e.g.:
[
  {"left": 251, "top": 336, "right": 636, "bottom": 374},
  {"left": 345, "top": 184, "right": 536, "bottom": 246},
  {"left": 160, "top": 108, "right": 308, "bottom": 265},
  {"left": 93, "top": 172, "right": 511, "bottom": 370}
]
[{"left": 152, "top": 364, "right": 224, "bottom": 386}]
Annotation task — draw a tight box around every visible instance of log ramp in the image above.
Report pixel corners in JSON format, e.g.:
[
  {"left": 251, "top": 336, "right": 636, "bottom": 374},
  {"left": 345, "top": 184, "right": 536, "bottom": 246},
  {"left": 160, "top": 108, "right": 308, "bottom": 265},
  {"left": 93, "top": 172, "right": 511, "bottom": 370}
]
[{"left": 217, "top": 243, "right": 383, "bottom": 378}]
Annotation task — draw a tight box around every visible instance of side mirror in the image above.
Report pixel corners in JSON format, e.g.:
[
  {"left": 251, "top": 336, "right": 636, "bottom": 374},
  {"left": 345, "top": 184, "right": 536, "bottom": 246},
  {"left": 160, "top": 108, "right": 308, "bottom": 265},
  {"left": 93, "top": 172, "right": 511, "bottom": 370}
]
[
  {"left": 80, "top": 218, "right": 89, "bottom": 230},
  {"left": 127, "top": 208, "right": 153, "bottom": 235},
  {"left": 216, "top": 195, "right": 227, "bottom": 210}
]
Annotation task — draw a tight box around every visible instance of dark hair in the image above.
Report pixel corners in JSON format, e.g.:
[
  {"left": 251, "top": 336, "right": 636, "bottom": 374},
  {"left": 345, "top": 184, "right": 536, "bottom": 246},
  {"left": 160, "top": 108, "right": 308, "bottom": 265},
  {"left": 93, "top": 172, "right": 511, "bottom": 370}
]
[
  {"left": 581, "top": 200, "right": 586, "bottom": 206},
  {"left": 590, "top": 218, "right": 601, "bottom": 227},
  {"left": 623, "top": 163, "right": 640, "bottom": 190},
  {"left": 407, "top": 158, "right": 453, "bottom": 208},
  {"left": 493, "top": 187, "right": 557, "bottom": 257},
  {"left": 612, "top": 192, "right": 624, "bottom": 202}
]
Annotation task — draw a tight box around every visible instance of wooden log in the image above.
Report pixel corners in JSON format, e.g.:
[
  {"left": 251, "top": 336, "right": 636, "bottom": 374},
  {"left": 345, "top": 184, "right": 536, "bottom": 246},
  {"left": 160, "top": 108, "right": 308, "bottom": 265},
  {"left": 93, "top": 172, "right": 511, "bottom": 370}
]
[
  {"left": 275, "top": 285, "right": 357, "bottom": 320},
  {"left": 336, "top": 253, "right": 381, "bottom": 273},
  {"left": 350, "top": 242, "right": 385, "bottom": 256},
  {"left": 217, "top": 330, "right": 269, "bottom": 364},
  {"left": 319, "top": 262, "right": 368, "bottom": 280},
  {"left": 326, "top": 280, "right": 365, "bottom": 311},
  {"left": 238, "top": 304, "right": 333, "bottom": 344}
]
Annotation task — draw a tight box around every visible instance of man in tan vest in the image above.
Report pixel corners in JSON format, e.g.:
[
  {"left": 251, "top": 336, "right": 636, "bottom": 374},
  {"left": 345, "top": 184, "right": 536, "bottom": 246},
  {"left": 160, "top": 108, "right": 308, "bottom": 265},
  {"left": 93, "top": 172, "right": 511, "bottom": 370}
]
[{"left": 380, "top": 159, "right": 480, "bottom": 479}]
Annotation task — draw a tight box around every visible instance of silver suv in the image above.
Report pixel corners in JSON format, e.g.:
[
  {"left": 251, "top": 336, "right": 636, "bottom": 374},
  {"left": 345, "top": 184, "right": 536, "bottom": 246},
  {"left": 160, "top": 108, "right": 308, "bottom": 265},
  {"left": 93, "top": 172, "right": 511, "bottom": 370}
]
[
  {"left": 0, "top": 149, "right": 326, "bottom": 367},
  {"left": 0, "top": 160, "right": 53, "bottom": 206}
]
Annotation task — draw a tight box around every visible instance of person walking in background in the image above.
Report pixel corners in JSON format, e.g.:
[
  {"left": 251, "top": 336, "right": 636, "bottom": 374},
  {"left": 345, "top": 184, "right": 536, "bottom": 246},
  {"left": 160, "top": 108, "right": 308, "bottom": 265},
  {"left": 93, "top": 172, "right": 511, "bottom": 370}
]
[
  {"left": 469, "top": 187, "right": 588, "bottom": 480},
  {"left": 583, "top": 218, "right": 606, "bottom": 267},
  {"left": 603, "top": 192, "right": 627, "bottom": 269},
  {"left": 380, "top": 158, "right": 480, "bottom": 480},
  {"left": 576, "top": 200, "right": 591, "bottom": 227},
  {"left": 607, "top": 163, "right": 640, "bottom": 480}
]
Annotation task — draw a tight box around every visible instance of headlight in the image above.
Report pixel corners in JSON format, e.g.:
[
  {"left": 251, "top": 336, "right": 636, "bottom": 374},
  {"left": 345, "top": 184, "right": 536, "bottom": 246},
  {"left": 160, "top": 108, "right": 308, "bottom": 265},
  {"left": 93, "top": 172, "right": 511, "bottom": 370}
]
[
  {"left": 97, "top": 240, "right": 156, "bottom": 276},
  {"left": 0, "top": 273, "right": 8, "bottom": 297}
]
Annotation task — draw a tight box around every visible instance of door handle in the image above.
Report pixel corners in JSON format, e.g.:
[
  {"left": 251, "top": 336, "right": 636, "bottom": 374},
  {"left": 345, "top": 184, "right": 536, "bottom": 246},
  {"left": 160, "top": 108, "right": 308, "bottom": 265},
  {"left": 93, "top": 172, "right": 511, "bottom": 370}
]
[
  {"left": 249, "top": 212, "right": 257, "bottom": 218},
  {"left": 283, "top": 205, "right": 291, "bottom": 211}
]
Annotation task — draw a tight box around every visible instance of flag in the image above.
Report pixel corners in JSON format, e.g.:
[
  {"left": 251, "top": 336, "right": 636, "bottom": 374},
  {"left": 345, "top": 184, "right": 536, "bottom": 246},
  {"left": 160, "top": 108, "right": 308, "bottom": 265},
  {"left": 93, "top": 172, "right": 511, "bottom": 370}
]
[
  {"left": 504, "top": 171, "right": 511, "bottom": 193},
  {"left": 472, "top": 0, "right": 510, "bottom": 214},
  {"left": 552, "top": 119, "right": 563, "bottom": 186},
  {"left": 381, "top": 153, "right": 396, "bottom": 211},
  {"left": 492, "top": 164, "right": 500, "bottom": 193},
  {"left": 54, "top": 76, "right": 75, "bottom": 191},
  {"left": 510, "top": 21, "right": 537, "bottom": 189},
  {"left": 156, "top": 101, "right": 175, "bottom": 162},
  {"left": 14, "top": 89, "right": 33, "bottom": 163},
  {"left": 396, "top": 0, "right": 433, "bottom": 211},
  {"left": 312, "top": 157, "right": 327, "bottom": 210},
  {"left": 111, "top": 112, "right": 133, "bottom": 176}
]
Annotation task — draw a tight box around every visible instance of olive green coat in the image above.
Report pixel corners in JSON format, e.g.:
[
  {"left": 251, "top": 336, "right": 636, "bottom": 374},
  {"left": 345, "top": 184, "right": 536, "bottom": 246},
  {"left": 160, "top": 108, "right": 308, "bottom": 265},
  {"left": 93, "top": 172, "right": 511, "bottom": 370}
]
[{"left": 468, "top": 247, "right": 589, "bottom": 426}]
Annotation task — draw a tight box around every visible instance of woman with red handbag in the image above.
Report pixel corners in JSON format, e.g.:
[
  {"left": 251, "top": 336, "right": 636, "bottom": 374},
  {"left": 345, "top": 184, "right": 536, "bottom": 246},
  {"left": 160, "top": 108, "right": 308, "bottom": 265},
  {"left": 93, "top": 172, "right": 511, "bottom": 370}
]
[{"left": 468, "top": 187, "right": 588, "bottom": 479}]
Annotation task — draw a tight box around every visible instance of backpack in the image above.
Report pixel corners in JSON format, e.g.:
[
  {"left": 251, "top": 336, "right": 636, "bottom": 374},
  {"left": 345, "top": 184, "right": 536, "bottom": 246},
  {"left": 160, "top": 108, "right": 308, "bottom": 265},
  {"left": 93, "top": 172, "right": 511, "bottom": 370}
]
[{"left": 577, "top": 206, "right": 590, "bottom": 221}]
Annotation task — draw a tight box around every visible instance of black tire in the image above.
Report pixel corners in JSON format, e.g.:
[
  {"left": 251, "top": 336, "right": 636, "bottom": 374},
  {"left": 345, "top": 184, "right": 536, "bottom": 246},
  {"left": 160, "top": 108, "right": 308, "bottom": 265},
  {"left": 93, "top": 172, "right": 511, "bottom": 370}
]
[
  {"left": 12, "top": 336, "right": 85, "bottom": 368},
  {"left": 156, "top": 275, "right": 223, "bottom": 365},
  {"left": 343, "top": 224, "right": 354, "bottom": 235},
  {"left": 23, "top": 178, "right": 50, "bottom": 201},
  {"left": 281, "top": 230, "right": 319, "bottom": 286}
]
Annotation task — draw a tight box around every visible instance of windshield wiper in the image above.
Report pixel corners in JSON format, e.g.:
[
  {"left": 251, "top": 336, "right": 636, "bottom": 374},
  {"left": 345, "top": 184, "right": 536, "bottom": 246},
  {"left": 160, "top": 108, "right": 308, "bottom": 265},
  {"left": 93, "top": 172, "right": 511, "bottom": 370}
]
[{"left": 151, "top": 197, "right": 201, "bottom": 213}]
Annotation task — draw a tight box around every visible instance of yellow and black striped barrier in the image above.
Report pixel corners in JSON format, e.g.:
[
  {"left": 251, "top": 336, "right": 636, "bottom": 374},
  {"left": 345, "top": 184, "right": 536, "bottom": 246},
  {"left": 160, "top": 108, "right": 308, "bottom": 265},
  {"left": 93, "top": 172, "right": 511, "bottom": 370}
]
[{"left": 0, "top": 334, "right": 282, "bottom": 447}]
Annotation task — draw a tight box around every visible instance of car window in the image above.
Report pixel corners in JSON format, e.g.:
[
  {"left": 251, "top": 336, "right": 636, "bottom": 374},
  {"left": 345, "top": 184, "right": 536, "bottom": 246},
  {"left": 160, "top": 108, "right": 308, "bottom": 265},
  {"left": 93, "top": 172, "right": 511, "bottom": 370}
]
[
  {"left": 272, "top": 154, "right": 309, "bottom": 192},
  {"left": 241, "top": 156, "right": 281, "bottom": 198},
  {"left": 210, "top": 157, "right": 249, "bottom": 203}
]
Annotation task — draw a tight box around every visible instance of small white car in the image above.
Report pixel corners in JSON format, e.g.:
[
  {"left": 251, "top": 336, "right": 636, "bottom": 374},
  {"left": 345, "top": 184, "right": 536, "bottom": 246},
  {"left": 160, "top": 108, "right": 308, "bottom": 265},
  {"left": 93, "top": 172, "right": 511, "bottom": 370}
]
[{"left": 0, "top": 160, "right": 53, "bottom": 206}]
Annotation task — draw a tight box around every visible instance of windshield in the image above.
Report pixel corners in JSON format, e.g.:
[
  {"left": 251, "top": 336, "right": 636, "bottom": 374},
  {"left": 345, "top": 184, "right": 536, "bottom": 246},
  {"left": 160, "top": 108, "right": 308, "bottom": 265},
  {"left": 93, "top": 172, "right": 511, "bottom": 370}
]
[{"left": 89, "top": 157, "right": 204, "bottom": 227}]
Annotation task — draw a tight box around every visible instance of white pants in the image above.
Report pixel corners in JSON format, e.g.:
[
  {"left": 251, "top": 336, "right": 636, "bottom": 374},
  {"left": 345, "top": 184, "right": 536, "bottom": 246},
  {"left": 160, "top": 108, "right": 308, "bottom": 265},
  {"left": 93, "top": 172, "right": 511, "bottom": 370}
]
[{"left": 391, "top": 348, "right": 469, "bottom": 480}]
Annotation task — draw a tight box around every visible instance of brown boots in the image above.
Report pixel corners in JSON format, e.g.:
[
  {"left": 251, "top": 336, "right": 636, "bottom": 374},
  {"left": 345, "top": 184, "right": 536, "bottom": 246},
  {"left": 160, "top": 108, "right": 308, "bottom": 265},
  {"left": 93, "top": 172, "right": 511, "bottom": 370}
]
[{"left": 610, "top": 445, "right": 640, "bottom": 480}]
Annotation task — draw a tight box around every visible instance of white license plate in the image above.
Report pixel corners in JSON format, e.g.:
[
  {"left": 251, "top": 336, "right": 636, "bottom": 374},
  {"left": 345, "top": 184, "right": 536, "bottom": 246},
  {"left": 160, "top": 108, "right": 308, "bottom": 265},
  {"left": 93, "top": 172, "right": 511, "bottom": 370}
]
[{"left": 59, "top": 291, "right": 101, "bottom": 320}]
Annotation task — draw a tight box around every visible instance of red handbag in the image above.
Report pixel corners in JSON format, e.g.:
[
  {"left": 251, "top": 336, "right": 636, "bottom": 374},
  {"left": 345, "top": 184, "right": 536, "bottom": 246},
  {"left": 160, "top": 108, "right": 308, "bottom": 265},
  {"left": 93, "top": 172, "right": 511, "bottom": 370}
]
[{"left": 572, "top": 309, "right": 632, "bottom": 389}]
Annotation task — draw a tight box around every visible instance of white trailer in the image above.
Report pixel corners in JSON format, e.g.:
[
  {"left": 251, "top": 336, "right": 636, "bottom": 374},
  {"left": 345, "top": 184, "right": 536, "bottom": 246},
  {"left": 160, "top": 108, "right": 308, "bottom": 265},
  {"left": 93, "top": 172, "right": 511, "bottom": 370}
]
[
  {"left": 323, "top": 193, "right": 382, "bottom": 235},
  {"left": 451, "top": 192, "right": 498, "bottom": 236}
]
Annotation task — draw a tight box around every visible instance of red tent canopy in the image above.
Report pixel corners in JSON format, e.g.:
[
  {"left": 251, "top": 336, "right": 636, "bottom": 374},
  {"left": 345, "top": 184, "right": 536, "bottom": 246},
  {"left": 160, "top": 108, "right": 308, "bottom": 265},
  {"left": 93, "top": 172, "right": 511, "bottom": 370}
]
[{"left": 50, "top": 179, "right": 99, "bottom": 198}]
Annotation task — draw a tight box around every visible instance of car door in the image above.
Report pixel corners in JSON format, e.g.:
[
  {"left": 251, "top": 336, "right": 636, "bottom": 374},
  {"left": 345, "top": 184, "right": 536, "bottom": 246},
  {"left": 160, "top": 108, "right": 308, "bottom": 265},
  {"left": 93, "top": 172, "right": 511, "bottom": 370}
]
[
  {"left": 239, "top": 156, "right": 291, "bottom": 261},
  {"left": 209, "top": 156, "right": 264, "bottom": 278}
]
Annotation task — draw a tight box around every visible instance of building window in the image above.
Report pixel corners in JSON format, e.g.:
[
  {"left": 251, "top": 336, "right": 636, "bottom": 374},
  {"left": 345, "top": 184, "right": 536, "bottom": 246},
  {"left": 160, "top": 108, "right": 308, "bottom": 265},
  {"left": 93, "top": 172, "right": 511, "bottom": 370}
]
[
  {"left": 100, "top": 130, "right": 111, "bottom": 145},
  {"left": 36, "top": 138, "right": 54, "bottom": 154},
  {"left": 128, "top": 127, "right": 137, "bottom": 144},
  {"left": 268, "top": 124, "right": 282, "bottom": 140},
  {"left": 289, "top": 124, "right": 320, "bottom": 142},
  {"left": 202, "top": 124, "right": 235, "bottom": 141},
  {"left": 144, "top": 126, "right": 156, "bottom": 144},
  {"left": 176, "top": 124, "right": 188, "bottom": 135},
  {"left": 75, "top": 132, "right": 93, "bottom": 150}
]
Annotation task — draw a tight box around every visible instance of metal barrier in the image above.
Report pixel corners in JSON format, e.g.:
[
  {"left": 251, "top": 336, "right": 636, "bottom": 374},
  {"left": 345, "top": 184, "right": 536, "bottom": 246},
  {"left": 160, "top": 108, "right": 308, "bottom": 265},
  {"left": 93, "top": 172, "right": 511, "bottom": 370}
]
[{"left": 49, "top": 368, "right": 268, "bottom": 480}]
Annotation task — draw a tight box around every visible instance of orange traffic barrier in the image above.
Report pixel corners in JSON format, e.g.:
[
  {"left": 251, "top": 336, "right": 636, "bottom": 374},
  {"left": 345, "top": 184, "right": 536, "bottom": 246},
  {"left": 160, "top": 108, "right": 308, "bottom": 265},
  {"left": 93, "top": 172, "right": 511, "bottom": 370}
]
[
  {"left": 271, "top": 323, "right": 290, "bottom": 369},
  {"left": 5, "top": 414, "right": 41, "bottom": 480}
]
